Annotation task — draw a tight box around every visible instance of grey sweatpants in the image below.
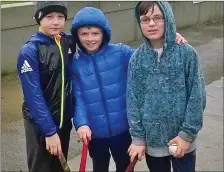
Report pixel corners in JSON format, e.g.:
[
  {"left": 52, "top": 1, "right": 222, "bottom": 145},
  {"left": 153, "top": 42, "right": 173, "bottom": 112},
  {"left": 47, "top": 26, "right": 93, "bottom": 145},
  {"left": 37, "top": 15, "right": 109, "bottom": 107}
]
[{"left": 24, "top": 118, "right": 72, "bottom": 172}]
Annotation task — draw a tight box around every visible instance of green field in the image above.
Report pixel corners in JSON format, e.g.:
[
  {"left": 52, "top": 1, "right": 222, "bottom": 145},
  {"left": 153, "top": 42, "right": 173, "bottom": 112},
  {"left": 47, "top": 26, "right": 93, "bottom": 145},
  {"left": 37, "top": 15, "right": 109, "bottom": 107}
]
[{"left": 1, "top": 1, "right": 29, "bottom": 5}]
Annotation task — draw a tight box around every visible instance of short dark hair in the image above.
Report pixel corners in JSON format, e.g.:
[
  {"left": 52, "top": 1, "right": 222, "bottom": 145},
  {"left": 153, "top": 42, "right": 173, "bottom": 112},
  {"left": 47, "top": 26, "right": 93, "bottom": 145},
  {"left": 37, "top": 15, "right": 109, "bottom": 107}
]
[{"left": 137, "top": 1, "right": 156, "bottom": 16}]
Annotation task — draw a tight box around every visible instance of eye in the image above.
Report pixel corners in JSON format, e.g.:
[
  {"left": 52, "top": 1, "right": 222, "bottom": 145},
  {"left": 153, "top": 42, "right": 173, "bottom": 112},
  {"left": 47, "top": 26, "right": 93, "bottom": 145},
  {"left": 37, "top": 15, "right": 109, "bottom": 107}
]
[
  {"left": 81, "top": 32, "right": 87, "bottom": 36},
  {"left": 153, "top": 15, "right": 164, "bottom": 21},
  {"left": 93, "top": 32, "right": 99, "bottom": 35},
  {"left": 58, "top": 15, "right": 65, "bottom": 19},
  {"left": 154, "top": 16, "right": 162, "bottom": 20},
  {"left": 46, "top": 15, "right": 53, "bottom": 19},
  {"left": 153, "top": 15, "right": 163, "bottom": 19},
  {"left": 140, "top": 17, "right": 149, "bottom": 23}
]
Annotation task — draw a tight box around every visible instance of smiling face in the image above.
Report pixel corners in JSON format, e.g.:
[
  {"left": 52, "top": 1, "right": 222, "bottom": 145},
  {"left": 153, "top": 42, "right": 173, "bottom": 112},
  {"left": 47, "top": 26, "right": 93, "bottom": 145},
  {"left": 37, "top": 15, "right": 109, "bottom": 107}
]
[
  {"left": 77, "top": 26, "right": 103, "bottom": 54},
  {"left": 40, "top": 12, "right": 65, "bottom": 36},
  {"left": 139, "top": 3, "right": 165, "bottom": 42}
]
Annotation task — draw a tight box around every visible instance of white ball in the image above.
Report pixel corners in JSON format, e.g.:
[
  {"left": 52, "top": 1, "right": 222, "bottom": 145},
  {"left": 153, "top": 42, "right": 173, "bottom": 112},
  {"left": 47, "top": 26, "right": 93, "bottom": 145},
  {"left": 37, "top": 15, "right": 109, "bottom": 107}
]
[{"left": 169, "top": 143, "right": 178, "bottom": 155}]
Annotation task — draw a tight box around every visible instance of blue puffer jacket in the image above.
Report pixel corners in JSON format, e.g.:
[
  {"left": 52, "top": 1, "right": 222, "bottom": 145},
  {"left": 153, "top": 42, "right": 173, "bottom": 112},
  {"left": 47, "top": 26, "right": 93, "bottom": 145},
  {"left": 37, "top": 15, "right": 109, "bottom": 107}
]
[{"left": 71, "top": 7, "right": 135, "bottom": 138}]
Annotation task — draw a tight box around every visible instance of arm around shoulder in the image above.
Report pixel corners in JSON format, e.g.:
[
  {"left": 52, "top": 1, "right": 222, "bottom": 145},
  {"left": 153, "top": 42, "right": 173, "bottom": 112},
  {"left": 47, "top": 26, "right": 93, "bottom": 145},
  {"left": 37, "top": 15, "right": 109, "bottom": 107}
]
[{"left": 118, "top": 43, "right": 136, "bottom": 70}]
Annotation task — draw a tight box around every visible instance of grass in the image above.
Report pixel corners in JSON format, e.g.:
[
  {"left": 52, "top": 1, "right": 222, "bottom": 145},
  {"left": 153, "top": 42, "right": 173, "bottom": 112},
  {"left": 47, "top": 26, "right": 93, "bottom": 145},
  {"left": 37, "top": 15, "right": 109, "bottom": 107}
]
[{"left": 1, "top": 1, "right": 29, "bottom": 5}]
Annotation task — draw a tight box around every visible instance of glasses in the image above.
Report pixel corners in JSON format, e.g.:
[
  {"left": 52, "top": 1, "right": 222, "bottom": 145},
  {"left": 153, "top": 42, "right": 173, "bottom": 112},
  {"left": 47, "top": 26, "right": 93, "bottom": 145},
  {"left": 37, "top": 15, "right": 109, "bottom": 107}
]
[{"left": 140, "top": 16, "right": 164, "bottom": 24}]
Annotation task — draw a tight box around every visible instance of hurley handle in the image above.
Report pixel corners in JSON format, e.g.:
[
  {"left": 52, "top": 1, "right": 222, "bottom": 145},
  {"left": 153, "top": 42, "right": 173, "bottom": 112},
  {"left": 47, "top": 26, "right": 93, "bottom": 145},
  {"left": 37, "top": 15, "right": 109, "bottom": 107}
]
[
  {"left": 58, "top": 153, "right": 71, "bottom": 172},
  {"left": 79, "top": 142, "right": 89, "bottom": 172},
  {"left": 125, "top": 156, "right": 138, "bottom": 172}
]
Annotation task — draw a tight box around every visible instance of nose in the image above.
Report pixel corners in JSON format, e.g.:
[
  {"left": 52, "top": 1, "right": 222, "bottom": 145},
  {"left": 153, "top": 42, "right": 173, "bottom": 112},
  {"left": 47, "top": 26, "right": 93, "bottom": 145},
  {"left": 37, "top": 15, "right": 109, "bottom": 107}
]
[
  {"left": 52, "top": 18, "right": 59, "bottom": 25},
  {"left": 148, "top": 18, "right": 155, "bottom": 26},
  {"left": 86, "top": 34, "right": 94, "bottom": 41}
]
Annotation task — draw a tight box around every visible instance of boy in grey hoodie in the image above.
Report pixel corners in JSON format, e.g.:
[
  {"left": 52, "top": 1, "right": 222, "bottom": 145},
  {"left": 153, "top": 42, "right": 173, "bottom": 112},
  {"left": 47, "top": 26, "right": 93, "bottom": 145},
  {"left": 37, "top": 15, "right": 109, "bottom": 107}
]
[{"left": 127, "top": 2, "right": 206, "bottom": 172}]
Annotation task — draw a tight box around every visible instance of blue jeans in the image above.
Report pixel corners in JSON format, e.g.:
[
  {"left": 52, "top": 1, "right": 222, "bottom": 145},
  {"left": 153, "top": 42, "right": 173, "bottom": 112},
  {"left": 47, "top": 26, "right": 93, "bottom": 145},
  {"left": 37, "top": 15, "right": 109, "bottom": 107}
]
[
  {"left": 145, "top": 150, "right": 196, "bottom": 172},
  {"left": 88, "top": 131, "right": 132, "bottom": 172}
]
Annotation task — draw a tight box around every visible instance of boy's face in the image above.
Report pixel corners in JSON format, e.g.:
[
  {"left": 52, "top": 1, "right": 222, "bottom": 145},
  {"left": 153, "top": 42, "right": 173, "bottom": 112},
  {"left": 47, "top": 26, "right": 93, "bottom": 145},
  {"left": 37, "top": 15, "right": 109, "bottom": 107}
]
[
  {"left": 140, "top": 4, "right": 165, "bottom": 41},
  {"left": 40, "top": 12, "right": 65, "bottom": 37},
  {"left": 77, "top": 26, "right": 103, "bottom": 54}
]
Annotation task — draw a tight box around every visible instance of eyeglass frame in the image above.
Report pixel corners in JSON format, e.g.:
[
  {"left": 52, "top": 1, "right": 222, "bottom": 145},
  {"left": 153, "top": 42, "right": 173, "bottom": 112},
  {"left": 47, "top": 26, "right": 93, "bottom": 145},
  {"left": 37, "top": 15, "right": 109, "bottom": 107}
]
[{"left": 140, "top": 15, "right": 164, "bottom": 24}]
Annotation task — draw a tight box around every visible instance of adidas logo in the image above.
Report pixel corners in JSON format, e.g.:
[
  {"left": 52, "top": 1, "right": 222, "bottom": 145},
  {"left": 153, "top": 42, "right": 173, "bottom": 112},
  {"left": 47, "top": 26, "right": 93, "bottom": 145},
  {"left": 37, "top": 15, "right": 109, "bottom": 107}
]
[
  {"left": 68, "top": 48, "right": 72, "bottom": 54},
  {"left": 38, "top": 11, "right": 43, "bottom": 19},
  {"left": 21, "top": 60, "right": 33, "bottom": 73}
]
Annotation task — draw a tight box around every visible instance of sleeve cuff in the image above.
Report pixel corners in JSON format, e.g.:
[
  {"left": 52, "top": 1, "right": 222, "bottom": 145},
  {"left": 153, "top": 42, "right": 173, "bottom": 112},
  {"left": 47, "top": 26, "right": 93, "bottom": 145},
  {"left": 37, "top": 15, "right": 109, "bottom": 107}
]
[
  {"left": 131, "top": 136, "right": 146, "bottom": 146},
  {"left": 178, "top": 130, "right": 194, "bottom": 142},
  {"left": 45, "top": 130, "right": 57, "bottom": 137},
  {"left": 41, "top": 124, "right": 57, "bottom": 137},
  {"left": 73, "top": 117, "right": 89, "bottom": 130}
]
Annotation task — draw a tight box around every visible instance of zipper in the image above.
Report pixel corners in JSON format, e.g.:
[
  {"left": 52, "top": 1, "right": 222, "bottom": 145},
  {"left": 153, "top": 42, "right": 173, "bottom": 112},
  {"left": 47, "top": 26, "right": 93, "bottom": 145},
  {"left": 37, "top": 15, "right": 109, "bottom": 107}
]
[
  {"left": 156, "top": 47, "right": 165, "bottom": 64},
  {"left": 157, "top": 51, "right": 164, "bottom": 63},
  {"left": 55, "top": 35, "right": 65, "bottom": 129},
  {"left": 91, "top": 55, "right": 112, "bottom": 136},
  {"left": 157, "top": 54, "right": 161, "bottom": 63}
]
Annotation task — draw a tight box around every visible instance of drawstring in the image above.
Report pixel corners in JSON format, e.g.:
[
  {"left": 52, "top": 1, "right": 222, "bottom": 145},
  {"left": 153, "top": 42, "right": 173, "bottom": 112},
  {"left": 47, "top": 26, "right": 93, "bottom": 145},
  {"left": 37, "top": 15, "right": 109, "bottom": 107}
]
[{"left": 55, "top": 34, "right": 65, "bottom": 129}]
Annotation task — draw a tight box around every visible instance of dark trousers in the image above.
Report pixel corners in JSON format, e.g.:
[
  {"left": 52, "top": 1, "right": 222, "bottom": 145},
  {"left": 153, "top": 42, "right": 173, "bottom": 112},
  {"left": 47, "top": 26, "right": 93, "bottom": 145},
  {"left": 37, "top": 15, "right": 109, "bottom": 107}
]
[
  {"left": 24, "top": 118, "right": 72, "bottom": 172},
  {"left": 88, "top": 131, "right": 132, "bottom": 172},
  {"left": 145, "top": 150, "right": 196, "bottom": 172}
]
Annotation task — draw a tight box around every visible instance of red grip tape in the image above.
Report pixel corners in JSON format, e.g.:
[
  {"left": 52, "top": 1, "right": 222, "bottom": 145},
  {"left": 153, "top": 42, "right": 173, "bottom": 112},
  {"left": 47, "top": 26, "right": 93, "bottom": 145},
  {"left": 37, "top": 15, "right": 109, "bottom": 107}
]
[
  {"left": 125, "top": 157, "right": 138, "bottom": 172},
  {"left": 79, "top": 143, "right": 89, "bottom": 172}
]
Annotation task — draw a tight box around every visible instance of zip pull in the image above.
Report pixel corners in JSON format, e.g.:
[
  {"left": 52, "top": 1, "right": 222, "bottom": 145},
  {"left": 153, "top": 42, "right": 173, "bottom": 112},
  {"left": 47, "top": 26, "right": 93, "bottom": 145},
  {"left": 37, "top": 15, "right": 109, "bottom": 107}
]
[
  {"left": 55, "top": 34, "right": 61, "bottom": 43},
  {"left": 157, "top": 55, "right": 161, "bottom": 63},
  {"left": 156, "top": 51, "right": 161, "bottom": 63}
]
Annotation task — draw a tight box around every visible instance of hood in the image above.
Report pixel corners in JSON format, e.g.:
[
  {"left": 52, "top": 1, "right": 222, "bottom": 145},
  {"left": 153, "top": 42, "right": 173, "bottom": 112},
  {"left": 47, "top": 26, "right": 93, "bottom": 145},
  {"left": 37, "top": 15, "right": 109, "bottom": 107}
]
[
  {"left": 70, "top": 7, "right": 111, "bottom": 53},
  {"left": 135, "top": 1, "right": 176, "bottom": 49}
]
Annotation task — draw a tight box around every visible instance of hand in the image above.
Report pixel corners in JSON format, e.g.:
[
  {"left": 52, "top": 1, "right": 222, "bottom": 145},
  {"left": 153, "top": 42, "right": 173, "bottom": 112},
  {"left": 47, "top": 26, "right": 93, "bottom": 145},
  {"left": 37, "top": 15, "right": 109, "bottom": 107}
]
[
  {"left": 168, "top": 136, "right": 190, "bottom": 158},
  {"left": 77, "top": 125, "right": 91, "bottom": 145},
  {"left": 128, "top": 144, "right": 146, "bottom": 163},
  {"left": 45, "top": 133, "right": 62, "bottom": 156},
  {"left": 176, "top": 32, "right": 188, "bottom": 44}
]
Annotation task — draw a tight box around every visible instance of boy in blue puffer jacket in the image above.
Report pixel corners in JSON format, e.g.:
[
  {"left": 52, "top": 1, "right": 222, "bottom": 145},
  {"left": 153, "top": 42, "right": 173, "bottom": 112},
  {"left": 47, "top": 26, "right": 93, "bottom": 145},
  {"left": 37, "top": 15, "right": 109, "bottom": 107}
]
[
  {"left": 71, "top": 6, "right": 187, "bottom": 172},
  {"left": 127, "top": 2, "right": 206, "bottom": 172}
]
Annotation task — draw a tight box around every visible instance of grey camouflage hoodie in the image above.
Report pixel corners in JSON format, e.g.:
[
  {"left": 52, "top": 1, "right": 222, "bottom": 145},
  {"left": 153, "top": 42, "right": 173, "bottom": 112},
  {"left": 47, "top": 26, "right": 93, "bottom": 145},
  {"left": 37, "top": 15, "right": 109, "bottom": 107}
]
[{"left": 127, "top": 1, "right": 206, "bottom": 156}]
